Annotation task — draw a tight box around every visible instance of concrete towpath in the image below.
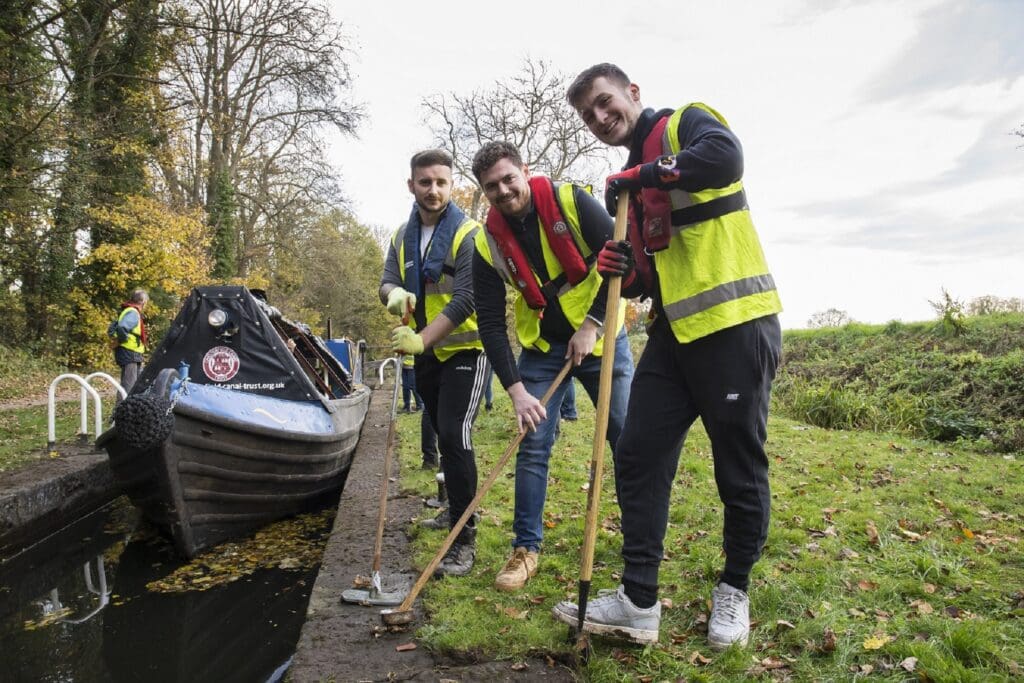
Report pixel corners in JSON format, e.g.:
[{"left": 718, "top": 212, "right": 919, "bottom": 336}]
[{"left": 288, "top": 384, "right": 576, "bottom": 682}]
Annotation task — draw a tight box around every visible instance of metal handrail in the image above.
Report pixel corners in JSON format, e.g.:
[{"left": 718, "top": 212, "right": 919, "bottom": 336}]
[
  {"left": 48, "top": 374, "right": 103, "bottom": 449},
  {"left": 377, "top": 356, "right": 399, "bottom": 389},
  {"left": 61, "top": 556, "right": 111, "bottom": 625}
]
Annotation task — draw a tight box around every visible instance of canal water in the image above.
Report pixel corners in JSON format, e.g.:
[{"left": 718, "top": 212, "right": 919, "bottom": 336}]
[{"left": 0, "top": 497, "right": 330, "bottom": 682}]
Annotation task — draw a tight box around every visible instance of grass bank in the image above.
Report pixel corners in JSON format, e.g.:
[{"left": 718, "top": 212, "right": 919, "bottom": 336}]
[
  {"left": 396, "top": 379, "right": 1023, "bottom": 681},
  {"left": 774, "top": 313, "right": 1024, "bottom": 453},
  {"left": 0, "top": 344, "right": 117, "bottom": 472}
]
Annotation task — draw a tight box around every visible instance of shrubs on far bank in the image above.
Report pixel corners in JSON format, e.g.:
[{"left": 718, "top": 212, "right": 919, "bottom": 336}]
[
  {"left": 0, "top": 345, "right": 70, "bottom": 402},
  {"left": 774, "top": 313, "right": 1024, "bottom": 453}
]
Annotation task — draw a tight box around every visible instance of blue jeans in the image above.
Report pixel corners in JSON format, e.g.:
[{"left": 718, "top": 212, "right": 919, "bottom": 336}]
[
  {"left": 512, "top": 332, "right": 633, "bottom": 550},
  {"left": 559, "top": 378, "right": 578, "bottom": 419}
]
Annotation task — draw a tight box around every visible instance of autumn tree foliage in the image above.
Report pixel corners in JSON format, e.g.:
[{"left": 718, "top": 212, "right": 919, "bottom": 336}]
[
  {"left": 1, "top": 0, "right": 380, "bottom": 365},
  {"left": 67, "top": 195, "right": 212, "bottom": 366}
]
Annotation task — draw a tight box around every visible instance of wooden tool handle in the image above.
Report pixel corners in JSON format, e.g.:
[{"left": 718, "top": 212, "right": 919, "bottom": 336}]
[
  {"left": 394, "top": 358, "right": 574, "bottom": 615},
  {"left": 579, "top": 191, "right": 630, "bottom": 584}
]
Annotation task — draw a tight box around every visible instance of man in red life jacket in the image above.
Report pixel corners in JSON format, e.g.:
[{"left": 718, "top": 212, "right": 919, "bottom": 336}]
[
  {"left": 471, "top": 141, "right": 634, "bottom": 593},
  {"left": 550, "top": 64, "right": 784, "bottom": 649}
]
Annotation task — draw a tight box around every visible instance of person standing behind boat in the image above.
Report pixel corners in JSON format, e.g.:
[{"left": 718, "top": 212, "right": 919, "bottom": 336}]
[
  {"left": 380, "top": 149, "right": 488, "bottom": 577},
  {"left": 109, "top": 288, "right": 149, "bottom": 401}
]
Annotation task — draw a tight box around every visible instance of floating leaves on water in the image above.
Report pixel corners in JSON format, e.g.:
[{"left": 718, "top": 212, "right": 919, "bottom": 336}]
[
  {"left": 146, "top": 508, "right": 333, "bottom": 593},
  {"left": 22, "top": 606, "right": 72, "bottom": 631}
]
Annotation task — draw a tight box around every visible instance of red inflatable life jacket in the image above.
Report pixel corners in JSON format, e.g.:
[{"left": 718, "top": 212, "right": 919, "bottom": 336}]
[{"left": 484, "top": 176, "right": 589, "bottom": 310}]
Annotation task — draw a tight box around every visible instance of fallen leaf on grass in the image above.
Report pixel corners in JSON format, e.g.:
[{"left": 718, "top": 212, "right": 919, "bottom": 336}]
[
  {"left": 776, "top": 619, "right": 796, "bottom": 630},
  {"left": 688, "top": 651, "right": 712, "bottom": 666},
  {"left": 610, "top": 648, "right": 636, "bottom": 664},
  {"left": 501, "top": 606, "right": 529, "bottom": 620},
  {"left": 395, "top": 642, "right": 417, "bottom": 652},
  {"left": 747, "top": 657, "right": 789, "bottom": 676},
  {"left": 923, "top": 583, "right": 937, "bottom": 594},
  {"left": 898, "top": 527, "right": 924, "bottom": 541},
  {"left": 900, "top": 656, "right": 918, "bottom": 672},
  {"left": 660, "top": 597, "right": 674, "bottom": 609},
  {"left": 857, "top": 580, "right": 879, "bottom": 591},
  {"left": 822, "top": 628, "right": 837, "bottom": 652},
  {"left": 838, "top": 548, "right": 860, "bottom": 560},
  {"left": 528, "top": 595, "right": 545, "bottom": 605},
  {"left": 909, "top": 599, "right": 934, "bottom": 615},
  {"left": 863, "top": 633, "right": 892, "bottom": 650},
  {"left": 865, "top": 520, "right": 880, "bottom": 546}
]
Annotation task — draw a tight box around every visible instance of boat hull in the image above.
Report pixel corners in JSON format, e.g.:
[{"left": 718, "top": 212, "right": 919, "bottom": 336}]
[{"left": 100, "top": 383, "right": 370, "bottom": 558}]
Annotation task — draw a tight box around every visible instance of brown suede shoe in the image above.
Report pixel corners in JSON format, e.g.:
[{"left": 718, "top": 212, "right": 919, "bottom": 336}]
[{"left": 494, "top": 547, "right": 539, "bottom": 591}]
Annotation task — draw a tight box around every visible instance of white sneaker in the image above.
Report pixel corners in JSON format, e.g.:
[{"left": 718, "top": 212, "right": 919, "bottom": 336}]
[
  {"left": 551, "top": 585, "right": 660, "bottom": 644},
  {"left": 708, "top": 582, "right": 750, "bottom": 650}
]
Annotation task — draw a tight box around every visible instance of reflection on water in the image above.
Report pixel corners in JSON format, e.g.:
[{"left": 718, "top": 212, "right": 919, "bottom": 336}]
[{"left": 0, "top": 497, "right": 328, "bottom": 682}]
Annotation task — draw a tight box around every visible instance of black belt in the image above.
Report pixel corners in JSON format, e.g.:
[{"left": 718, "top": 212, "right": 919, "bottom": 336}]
[
  {"left": 670, "top": 189, "right": 748, "bottom": 227},
  {"left": 538, "top": 252, "right": 597, "bottom": 303}
]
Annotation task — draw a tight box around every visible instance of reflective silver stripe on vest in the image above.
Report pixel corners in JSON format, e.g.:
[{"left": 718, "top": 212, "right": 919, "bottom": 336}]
[
  {"left": 663, "top": 274, "right": 777, "bottom": 321},
  {"left": 483, "top": 230, "right": 515, "bottom": 286},
  {"left": 444, "top": 330, "right": 480, "bottom": 346}
]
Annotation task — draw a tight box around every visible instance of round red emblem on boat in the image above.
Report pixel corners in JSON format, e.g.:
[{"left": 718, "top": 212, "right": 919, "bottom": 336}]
[{"left": 202, "top": 346, "right": 241, "bottom": 382}]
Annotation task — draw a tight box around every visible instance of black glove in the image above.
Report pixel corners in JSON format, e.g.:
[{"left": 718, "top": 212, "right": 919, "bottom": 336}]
[
  {"left": 597, "top": 240, "right": 635, "bottom": 279},
  {"left": 604, "top": 155, "right": 682, "bottom": 216}
]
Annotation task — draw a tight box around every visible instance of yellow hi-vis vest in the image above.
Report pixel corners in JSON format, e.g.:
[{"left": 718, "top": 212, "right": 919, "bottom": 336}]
[
  {"left": 117, "top": 306, "right": 145, "bottom": 353},
  {"left": 393, "top": 217, "right": 483, "bottom": 362},
  {"left": 649, "top": 104, "right": 782, "bottom": 343},
  {"left": 474, "top": 182, "right": 626, "bottom": 354}
]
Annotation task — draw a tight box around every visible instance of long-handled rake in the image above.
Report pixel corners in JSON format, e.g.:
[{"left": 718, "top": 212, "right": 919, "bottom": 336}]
[
  {"left": 340, "top": 356, "right": 407, "bottom": 606},
  {"left": 380, "top": 358, "right": 574, "bottom": 626}
]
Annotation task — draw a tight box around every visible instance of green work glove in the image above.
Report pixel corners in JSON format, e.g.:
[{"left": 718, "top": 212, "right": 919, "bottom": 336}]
[
  {"left": 386, "top": 287, "right": 416, "bottom": 317},
  {"left": 391, "top": 325, "right": 424, "bottom": 355}
]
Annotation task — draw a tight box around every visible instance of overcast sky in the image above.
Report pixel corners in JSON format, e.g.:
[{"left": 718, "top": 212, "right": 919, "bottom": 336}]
[{"left": 327, "top": 0, "right": 1024, "bottom": 330}]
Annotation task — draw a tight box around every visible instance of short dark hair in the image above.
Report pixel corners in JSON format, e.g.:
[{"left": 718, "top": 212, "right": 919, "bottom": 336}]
[
  {"left": 471, "top": 141, "right": 523, "bottom": 181},
  {"left": 409, "top": 149, "right": 453, "bottom": 176},
  {"left": 566, "top": 63, "right": 632, "bottom": 107}
]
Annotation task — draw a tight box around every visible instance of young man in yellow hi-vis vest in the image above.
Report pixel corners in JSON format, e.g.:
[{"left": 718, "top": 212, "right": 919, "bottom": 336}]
[
  {"left": 110, "top": 288, "right": 149, "bottom": 400},
  {"left": 382, "top": 149, "right": 488, "bottom": 577},
  {"left": 470, "top": 141, "right": 634, "bottom": 593},
  {"left": 552, "top": 64, "right": 783, "bottom": 650}
]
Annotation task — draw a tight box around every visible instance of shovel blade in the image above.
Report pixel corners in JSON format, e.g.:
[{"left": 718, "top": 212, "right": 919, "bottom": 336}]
[{"left": 340, "top": 587, "right": 407, "bottom": 607}]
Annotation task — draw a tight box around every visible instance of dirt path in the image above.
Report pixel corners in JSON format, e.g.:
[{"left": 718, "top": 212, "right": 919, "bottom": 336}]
[{"left": 0, "top": 390, "right": 117, "bottom": 412}]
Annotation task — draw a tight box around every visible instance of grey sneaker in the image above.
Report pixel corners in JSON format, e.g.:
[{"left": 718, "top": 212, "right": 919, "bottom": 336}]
[
  {"left": 419, "top": 508, "right": 449, "bottom": 529},
  {"left": 433, "top": 528, "right": 475, "bottom": 577},
  {"left": 551, "top": 585, "right": 660, "bottom": 644},
  {"left": 708, "top": 582, "right": 750, "bottom": 650}
]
